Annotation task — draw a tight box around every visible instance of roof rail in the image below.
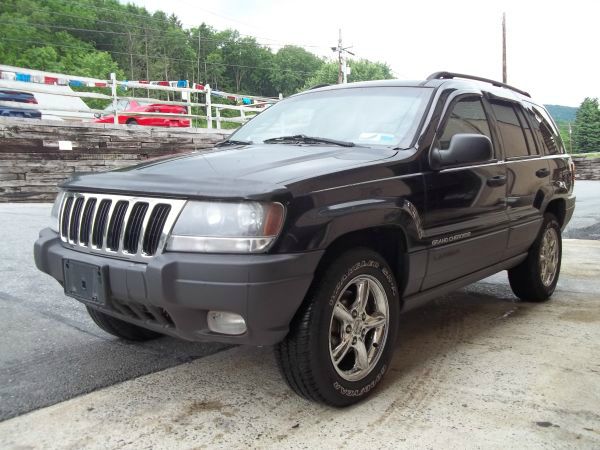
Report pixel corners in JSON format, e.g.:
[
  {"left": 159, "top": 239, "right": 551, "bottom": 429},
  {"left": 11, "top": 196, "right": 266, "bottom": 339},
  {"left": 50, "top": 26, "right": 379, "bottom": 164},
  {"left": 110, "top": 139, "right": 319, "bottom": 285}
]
[{"left": 427, "top": 71, "right": 531, "bottom": 98}]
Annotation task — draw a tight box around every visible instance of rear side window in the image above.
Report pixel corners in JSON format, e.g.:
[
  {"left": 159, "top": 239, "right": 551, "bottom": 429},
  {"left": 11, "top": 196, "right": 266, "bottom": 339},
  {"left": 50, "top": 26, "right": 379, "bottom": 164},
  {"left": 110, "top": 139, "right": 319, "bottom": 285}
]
[
  {"left": 528, "top": 106, "right": 564, "bottom": 155},
  {"left": 438, "top": 97, "right": 492, "bottom": 150},
  {"left": 490, "top": 101, "right": 529, "bottom": 158},
  {"left": 515, "top": 106, "right": 539, "bottom": 155}
]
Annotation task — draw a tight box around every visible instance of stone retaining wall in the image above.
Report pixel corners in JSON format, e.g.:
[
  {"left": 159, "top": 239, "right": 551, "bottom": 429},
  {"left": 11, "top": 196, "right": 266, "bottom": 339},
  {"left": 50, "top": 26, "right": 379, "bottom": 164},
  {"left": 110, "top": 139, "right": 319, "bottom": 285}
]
[
  {"left": 572, "top": 156, "right": 600, "bottom": 181},
  {"left": 0, "top": 118, "right": 230, "bottom": 202}
]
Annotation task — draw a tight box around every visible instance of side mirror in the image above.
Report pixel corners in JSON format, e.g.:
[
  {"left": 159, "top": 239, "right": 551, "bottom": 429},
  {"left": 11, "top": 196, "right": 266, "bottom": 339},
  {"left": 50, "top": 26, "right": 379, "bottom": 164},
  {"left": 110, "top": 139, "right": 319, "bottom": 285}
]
[
  {"left": 430, "top": 134, "right": 493, "bottom": 169},
  {"left": 93, "top": 113, "right": 101, "bottom": 119}
]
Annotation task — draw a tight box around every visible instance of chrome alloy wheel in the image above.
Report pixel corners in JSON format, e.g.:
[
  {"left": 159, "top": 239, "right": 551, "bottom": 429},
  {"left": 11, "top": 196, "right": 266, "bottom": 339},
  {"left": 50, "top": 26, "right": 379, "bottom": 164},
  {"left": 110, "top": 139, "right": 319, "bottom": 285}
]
[
  {"left": 539, "top": 227, "right": 559, "bottom": 287},
  {"left": 328, "top": 275, "right": 389, "bottom": 382}
]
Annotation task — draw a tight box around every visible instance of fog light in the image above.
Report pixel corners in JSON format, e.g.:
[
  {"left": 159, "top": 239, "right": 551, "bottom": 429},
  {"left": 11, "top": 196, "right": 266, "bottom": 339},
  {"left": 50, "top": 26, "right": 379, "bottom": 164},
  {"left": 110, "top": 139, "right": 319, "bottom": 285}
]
[{"left": 207, "top": 311, "right": 247, "bottom": 335}]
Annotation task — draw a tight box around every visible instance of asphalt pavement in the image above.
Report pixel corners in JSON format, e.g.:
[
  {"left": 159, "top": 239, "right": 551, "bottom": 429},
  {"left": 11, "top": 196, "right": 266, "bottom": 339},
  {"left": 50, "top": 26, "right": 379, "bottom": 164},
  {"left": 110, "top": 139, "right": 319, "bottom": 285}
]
[
  {"left": 564, "top": 180, "right": 600, "bottom": 239},
  {"left": 0, "top": 204, "right": 228, "bottom": 421},
  {"left": 0, "top": 180, "right": 598, "bottom": 428}
]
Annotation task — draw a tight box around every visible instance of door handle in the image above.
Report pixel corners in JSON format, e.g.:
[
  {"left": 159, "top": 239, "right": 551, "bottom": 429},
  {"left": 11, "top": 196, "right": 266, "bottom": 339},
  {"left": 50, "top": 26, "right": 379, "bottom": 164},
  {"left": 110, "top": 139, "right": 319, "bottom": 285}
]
[
  {"left": 487, "top": 175, "right": 507, "bottom": 187},
  {"left": 536, "top": 168, "right": 550, "bottom": 178}
]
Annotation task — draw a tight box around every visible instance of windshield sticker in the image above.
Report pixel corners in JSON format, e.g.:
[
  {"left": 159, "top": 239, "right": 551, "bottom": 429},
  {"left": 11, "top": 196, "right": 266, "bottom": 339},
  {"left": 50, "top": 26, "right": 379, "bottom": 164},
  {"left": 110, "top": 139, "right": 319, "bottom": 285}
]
[{"left": 357, "top": 132, "right": 395, "bottom": 144}]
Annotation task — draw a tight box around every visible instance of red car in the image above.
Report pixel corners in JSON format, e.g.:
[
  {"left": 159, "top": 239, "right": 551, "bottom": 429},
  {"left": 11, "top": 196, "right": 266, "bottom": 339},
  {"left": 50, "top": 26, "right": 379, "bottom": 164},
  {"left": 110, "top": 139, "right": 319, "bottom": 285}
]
[{"left": 94, "top": 100, "right": 190, "bottom": 127}]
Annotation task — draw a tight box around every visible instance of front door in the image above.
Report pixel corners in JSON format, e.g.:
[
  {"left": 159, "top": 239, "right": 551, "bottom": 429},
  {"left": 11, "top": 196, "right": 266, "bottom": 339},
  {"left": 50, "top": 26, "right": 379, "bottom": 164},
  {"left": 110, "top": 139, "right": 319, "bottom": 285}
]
[{"left": 422, "top": 93, "right": 509, "bottom": 290}]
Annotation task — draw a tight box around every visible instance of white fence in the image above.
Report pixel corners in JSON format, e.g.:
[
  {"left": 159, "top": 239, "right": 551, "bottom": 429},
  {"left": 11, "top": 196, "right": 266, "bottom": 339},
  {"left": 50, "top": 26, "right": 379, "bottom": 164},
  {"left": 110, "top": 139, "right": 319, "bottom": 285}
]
[{"left": 0, "top": 64, "right": 280, "bottom": 129}]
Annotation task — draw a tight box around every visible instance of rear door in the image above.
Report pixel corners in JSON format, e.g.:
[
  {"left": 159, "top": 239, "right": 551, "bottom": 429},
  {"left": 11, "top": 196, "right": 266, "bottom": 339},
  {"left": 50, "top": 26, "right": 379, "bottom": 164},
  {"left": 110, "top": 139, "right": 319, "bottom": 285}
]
[
  {"left": 487, "top": 99, "right": 548, "bottom": 258},
  {"left": 422, "top": 92, "right": 509, "bottom": 290}
]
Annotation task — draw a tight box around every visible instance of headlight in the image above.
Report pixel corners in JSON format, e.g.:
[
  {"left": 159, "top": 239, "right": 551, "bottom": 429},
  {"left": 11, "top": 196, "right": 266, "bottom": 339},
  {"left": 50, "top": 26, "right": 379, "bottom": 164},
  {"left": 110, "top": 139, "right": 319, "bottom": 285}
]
[
  {"left": 50, "top": 190, "right": 65, "bottom": 233},
  {"left": 166, "top": 201, "right": 285, "bottom": 253}
]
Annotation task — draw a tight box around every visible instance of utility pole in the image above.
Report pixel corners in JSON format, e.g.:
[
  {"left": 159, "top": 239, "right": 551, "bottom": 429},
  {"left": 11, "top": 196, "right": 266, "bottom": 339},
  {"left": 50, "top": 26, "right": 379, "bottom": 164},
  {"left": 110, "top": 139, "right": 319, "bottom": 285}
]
[
  {"left": 197, "top": 32, "right": 201, "bottom": 84},
  {"left": 502, "top": 12, "right": 507, "bottom": 83},
  {"left": 127, "top": 31, "right": 134, "bottom": 80},
  {"left": 144, "top": 28, "right": 150, "bottom": 98},
  {"left": 331, "top": 29, "right": 355, "bottom": 84},
  {"left": 336, "top": 29, "right": 343, "bottom": 84},
  {"left": 568, "top": 122, "right": 573, "bottom": 153}
]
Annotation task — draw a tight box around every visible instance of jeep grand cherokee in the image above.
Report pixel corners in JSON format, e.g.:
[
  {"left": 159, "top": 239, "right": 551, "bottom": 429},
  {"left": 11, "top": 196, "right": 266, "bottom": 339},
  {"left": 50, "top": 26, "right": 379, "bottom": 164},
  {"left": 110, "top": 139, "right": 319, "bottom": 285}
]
[{"left": 35, "top": 72, "right": 576, "bottom": 406}]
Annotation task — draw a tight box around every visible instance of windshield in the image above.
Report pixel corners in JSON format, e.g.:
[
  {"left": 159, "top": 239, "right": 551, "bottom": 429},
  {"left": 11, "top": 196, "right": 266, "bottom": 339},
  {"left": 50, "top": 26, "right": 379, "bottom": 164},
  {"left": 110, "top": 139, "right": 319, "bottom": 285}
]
[{"left": 230, "top": 86, "right": 432, "bottom": 149}]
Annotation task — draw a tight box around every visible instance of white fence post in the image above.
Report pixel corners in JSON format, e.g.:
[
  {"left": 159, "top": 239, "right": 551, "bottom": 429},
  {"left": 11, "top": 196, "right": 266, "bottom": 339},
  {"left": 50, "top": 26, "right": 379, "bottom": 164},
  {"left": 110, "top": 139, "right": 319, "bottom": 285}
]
[
  {"left": 184, "top": 80, "right": 192, "bottom": 128},
  {"left": 110, "top": 72, "right": 118, "bottom": 125},
  {"left": 216, "top": 108, "right": 222, "bottom": 129},
  {"left": 205, "top": 84, "right": 212, "bottom": 129}
]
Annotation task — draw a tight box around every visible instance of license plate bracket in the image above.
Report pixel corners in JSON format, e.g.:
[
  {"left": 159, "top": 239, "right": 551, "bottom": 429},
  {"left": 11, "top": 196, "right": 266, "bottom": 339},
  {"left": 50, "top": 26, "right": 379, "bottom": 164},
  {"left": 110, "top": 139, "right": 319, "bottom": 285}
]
[{"left": 63, "top": 259, "right": 108, "bottom": 305}]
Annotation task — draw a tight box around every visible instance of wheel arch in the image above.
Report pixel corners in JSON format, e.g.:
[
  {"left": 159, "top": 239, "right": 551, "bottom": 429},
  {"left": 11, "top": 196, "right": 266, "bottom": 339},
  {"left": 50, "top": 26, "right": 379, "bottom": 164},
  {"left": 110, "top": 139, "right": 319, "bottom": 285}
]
[
  {"left": 545, "top": 198, "right": 566, "bottom": 228},
  {"left": 312, "top": 226, "right": 409, "bottom": 304}
]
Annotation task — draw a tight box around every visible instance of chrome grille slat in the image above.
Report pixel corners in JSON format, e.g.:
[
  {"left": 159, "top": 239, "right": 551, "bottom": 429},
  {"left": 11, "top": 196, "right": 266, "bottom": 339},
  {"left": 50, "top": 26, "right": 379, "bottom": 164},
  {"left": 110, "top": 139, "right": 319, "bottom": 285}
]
[
  {"left": 114, "top": 201, "right": 131, "bottom": 252},
  {"left": 68, "top": 197, "right": 85, "bottom": 243},
  {"left": 60, "top": 196, "right": 73, "bottom": 238},
  {"left": 91, "top": 199, "right": 111, "bottom": 248},
  {"left": 143, "top": 204, "right": 172, "bottom": 256},
  {"left": 57, "top": 192, "right": 186, "bottom": 262},
  {"left": 124, "top": 202, "right": 149, "bottom": 254},
  {"left": 101, "top": 200, "right": 118, "bottom": 252},
  {"left": 79, "top": 198, "right": 97, "bottom": 246},
  {"left": 136, "top": 203, "right": 155, "bottom": 255},
  {"left": 107, "top": 201, "right": 128, "bottom": 251}
]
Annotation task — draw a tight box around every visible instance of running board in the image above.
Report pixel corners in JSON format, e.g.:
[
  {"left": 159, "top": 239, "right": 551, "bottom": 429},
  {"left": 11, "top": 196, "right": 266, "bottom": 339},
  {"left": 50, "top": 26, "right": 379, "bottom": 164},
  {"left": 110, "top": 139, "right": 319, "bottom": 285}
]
[{"left": 401, "top": 253, "right": 527, "bottom": 312}]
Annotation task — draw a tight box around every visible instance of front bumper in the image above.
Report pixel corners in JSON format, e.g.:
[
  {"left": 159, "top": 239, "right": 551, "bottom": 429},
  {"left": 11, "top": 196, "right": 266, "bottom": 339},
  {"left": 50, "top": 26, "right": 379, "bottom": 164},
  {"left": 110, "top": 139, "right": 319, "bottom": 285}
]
[{"left": 34, "top": 228, "right": 323, "bottom": 345}]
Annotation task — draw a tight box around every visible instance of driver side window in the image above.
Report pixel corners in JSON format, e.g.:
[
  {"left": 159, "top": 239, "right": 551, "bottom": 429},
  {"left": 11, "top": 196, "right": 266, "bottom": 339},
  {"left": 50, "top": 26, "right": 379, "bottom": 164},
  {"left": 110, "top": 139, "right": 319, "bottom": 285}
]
[{"left": 439, "top": 97, "right": 492, "bottom": 151}]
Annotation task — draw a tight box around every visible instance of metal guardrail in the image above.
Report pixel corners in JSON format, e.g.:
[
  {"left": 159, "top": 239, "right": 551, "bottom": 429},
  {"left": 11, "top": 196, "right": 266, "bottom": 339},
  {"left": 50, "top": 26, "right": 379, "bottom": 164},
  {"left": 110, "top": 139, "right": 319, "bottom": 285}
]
[{"left": 0, "top": 64, "right": 280, "bottom": 129}]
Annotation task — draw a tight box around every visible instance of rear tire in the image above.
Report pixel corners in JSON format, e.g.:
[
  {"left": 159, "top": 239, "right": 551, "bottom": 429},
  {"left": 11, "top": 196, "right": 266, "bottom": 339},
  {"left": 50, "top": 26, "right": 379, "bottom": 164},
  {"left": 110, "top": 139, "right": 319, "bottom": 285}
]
[
  {"left": 86, "top": 307, "right": 162, "bottom": 341},
  {"left": 126, "top": 119, "right": 138, "bottom": 126},
  {"left": 508, "top": 213, "right": 562, "bottom": 302},
  {"left": 275, "top": 248, "right": 400, "bottom": 406}
]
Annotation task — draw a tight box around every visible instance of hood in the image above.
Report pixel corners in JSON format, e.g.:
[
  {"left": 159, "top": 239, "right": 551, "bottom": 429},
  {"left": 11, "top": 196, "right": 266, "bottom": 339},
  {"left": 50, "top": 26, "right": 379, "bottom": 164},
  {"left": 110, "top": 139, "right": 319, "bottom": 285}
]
[{"left": 63, "top": 144, "right": 398, "bottom": 200}]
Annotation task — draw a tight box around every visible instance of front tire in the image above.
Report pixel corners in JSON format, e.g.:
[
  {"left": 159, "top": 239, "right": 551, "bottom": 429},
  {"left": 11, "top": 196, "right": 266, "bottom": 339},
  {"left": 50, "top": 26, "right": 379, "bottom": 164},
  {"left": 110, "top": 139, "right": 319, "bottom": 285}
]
[
  {"left": 508, "top": 213, "right": 562, "bottom": 302},
  {"left": 86, "top": 307, "right": 163, "bottom": 341},
  {"left": 275, "top": 248, "right": 400, "bottom": 406}
]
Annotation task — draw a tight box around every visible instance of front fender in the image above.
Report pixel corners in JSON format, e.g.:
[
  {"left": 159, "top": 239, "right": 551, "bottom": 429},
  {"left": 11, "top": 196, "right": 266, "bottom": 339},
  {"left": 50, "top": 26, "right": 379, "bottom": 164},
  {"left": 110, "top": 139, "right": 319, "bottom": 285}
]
[{"left": 276, "top": 196, "right": 426, "bottom": 253}]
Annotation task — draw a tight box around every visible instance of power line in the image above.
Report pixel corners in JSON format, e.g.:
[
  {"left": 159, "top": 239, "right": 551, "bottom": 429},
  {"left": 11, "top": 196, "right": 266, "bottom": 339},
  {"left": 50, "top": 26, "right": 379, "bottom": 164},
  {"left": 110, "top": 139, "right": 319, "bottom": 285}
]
[
  {"left": 0, "top": 20, "right": 322, "bottom": 50},
  {"left": 0, "top": 37, "right": 318, "bottom": 76},
  {"left": 13, "top": 0, "right": 329, "bottom": 51}
]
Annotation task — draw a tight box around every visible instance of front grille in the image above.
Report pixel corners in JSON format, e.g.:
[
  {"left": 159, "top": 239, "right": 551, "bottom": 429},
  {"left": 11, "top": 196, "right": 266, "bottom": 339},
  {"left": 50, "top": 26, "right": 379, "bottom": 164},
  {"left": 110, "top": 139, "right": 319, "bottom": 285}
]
[{"left": 59, "top": 192, "right": 186, "bottom": 261}]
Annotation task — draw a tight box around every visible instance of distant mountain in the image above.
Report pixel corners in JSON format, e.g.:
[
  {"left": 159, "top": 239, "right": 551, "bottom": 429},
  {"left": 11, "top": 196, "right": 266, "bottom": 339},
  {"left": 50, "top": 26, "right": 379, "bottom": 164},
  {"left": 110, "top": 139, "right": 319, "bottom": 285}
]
[{"left": 545, "top": 104, "right": 578, "bottom": 123}]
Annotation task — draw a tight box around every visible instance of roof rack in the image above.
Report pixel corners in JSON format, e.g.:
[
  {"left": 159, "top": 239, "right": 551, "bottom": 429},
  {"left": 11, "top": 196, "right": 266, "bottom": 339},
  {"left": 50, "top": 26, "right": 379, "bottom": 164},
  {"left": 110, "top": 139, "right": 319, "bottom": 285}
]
[{"left": 427, "top": 71, "right": 531, "bottom": 98}]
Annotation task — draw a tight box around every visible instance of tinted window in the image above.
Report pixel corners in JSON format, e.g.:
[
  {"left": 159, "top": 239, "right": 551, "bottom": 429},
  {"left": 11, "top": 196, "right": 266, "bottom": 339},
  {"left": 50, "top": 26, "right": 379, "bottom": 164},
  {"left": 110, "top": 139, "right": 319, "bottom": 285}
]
[
  {"left": 515, "top": 106, "right": 539, "bottom": 155},
  {"left": 529, "top": 106, "right": 563, "bottom": 155},
  {"left": 438, "top": 97, "right": 492, "bottom": 150},
  {"left": 490, "top": 102, "right": 529, "bottom": 158}
]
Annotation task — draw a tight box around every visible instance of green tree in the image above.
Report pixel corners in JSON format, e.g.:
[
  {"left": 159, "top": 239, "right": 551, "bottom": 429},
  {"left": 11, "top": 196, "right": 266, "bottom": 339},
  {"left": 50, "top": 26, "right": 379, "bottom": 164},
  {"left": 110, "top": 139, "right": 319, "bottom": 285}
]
[
  {"left": 573, "top": 98, "right": 600, "bottom": 153},
  {"left": 205, "top": 52, "right": 225, "bottom": 89},
  {"left": 270, "top": 46, "right": 323, "bottom": 96},
  {"left": 303, "top": 59, "right": 393, "bottom": 90}
]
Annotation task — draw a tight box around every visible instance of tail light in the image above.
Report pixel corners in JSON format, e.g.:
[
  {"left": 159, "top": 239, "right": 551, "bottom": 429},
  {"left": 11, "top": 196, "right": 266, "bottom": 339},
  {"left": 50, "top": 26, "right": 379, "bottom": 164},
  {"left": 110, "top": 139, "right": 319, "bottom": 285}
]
[{"left": 26, "top": 97, "right": 38, "bottom": 104}]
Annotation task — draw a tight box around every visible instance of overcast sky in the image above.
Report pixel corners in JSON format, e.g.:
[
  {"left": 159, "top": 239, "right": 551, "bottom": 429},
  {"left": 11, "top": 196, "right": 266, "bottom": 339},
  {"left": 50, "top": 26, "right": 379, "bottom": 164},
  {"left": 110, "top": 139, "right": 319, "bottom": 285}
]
[{"left": 128, "top": 0, "right": 598, "bottom": 106}]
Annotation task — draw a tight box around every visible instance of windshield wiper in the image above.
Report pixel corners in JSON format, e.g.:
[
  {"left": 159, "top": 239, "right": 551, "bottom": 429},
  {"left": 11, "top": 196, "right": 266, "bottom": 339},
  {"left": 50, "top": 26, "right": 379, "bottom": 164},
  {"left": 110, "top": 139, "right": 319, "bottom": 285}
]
[
  {"left": 215, "top": 139, "right": 252, "bottom": 147},
  {"left": 263, "top": 134, "right": 355, "bottom": 147}
]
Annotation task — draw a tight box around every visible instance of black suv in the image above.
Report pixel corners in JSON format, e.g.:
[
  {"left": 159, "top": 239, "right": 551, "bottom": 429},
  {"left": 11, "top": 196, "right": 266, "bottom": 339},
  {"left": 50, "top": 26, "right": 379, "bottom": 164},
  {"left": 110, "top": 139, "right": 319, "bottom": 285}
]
[{"left": 34, "top": 72, "right": 575, "bottom": 406}]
